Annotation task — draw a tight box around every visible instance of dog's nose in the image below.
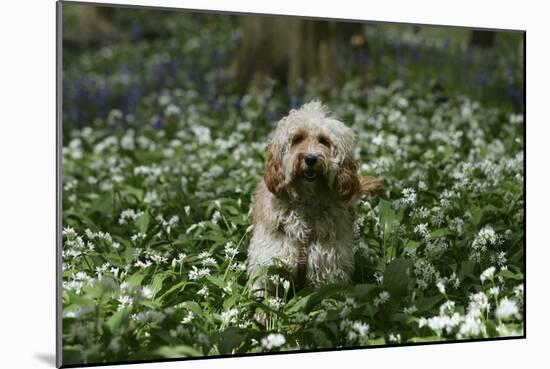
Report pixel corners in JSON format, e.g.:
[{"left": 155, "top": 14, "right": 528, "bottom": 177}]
[{"left": 304, "top": 154, "right": 317, "bottom": 167}]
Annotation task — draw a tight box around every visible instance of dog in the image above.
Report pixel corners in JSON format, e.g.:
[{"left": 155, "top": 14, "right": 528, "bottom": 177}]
[{"left": 247, "top": 101, "right": 383, "bottom": 297}]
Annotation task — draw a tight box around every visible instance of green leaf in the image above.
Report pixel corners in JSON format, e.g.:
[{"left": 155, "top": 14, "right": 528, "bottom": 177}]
[
  {"left": 155, "top": 345, "right": 202, "bottom": 358},
  {"left": 368, "top": 337, "right": 386, "bottom": 345},
  {"left": 383, "top": 258, "right": 413, "bottom": 299},
  {"left": 157, "top": 280, "right": 187, "bottom": 301},
  {"left": 409, "top": 336, "right": 443, "bottom": 343},
  {"left": 217, "top": 328, "right": 247, "bottom": 354},
  {"left": 127, "top": 271, "right": 146, "bottom": 289},
  {"left": 181, "top": 301, "right": 204, "bottom": 318},
  {"left": 379, "top": 199, "right": 396, "bottom": 245},
  {"left": 303, "top": 284, "right": 351, "bottom": 313},
  {"left": 353, "top": 283, "right": 379, "bottom": 301},
  {"left": 137, "top": 211, "right": 151, "bottom": 233},
  {"left": 404, "top": 240, "right": 420, "bottom": 251},
  {"left": 471, "top": 206, "right": 482, "bottom": 226},
  {"left": 106, "top": 308, "right": 130, "bottom": 334},
  {"left": 459, "top": 260, "right": 475, "bottom": 280},
  {"left": 150, "top": 273, "right": 169, "bottom": 299},
  {"left": 223, "top": 294, "right": 239, "bottom": 310},
  {"left": 497, "top": 269, "right": 524, "bottom": 281},
  {"left": 415, "top": 295, "right": 445, "bottom": 312},
  {"left": 311, "top": 328, "right": 331, "bottom": 347},
  {"left": 430, "top": 228, "right": 449, "bottom": 238}
]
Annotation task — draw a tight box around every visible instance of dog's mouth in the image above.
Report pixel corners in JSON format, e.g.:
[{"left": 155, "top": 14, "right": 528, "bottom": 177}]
[{"left": 303, "top": 169, "right": 319, "bottom": 182}]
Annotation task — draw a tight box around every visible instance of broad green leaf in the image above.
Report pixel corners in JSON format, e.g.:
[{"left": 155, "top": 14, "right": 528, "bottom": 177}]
[
  {"left": 217, "top": 328, "right": 247, "bottom": 354},
  {"left": 303, "top": 284, "right": 352, "bottom": 313},
  {"left": 137, "top": 211, "right": 151, "bottom": 233},
  {"left": 181, "top": 301, "right": 204, "bottom": 318},
  {"left": 157, "top": 280, "right": 187, "bottom": 301},
  {"left": 127, "top": 271, "right": 146, "bottom": 289},
  {"left": 414, "top": 295, "right": 445, "bottom": 312},
  {"left": 106, "top": 308, "right": 130, "bottom": 334},
  {"left": 497, "top": 269, "right": 524, "bottom": 281},
  {"left": 383, "top": 258, "right": 413, "bottom": 299},
  {"left": 379, "top": 199, "right": 396, "bottom": 245}
]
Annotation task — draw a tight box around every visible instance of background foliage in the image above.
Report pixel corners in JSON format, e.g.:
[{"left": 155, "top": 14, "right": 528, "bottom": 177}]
[{"left": 61, "top": 3, "right": 524, "bottom": 365}]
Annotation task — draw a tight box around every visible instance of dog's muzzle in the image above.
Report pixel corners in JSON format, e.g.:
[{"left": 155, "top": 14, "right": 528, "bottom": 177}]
[{"left": 303, "top": 154, "right": 320, "bottom": 181}]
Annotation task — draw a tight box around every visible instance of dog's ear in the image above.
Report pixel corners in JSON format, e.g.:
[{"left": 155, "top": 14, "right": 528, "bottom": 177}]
[
  {"left": 264, "top": 142, "right": 286, "bottom": 196},
  {"left": 335, "top": 157, "right": 361, "bottom": 202},
  {"left": 360, "top": 176, "right": 385, "bottom": 197}
]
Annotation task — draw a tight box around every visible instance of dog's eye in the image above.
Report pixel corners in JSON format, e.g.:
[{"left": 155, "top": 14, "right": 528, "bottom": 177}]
[
  {"left": 292, "top": 134, "right": 304, "bottom": 145},
  {"left": 318, "top": 136, "right": 330, "bottom": 147}
]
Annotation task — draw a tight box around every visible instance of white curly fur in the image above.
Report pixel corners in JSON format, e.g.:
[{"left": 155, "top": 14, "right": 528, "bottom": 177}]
[{"left": 247, "top": 101, "right": 363, "bottom": 295}]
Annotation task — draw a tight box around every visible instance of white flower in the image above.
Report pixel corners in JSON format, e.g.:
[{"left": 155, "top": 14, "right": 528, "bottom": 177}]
[
  {"left": 388, "top": 332, "right": 401, "bottom": 342},
  {"left": 269, "top": 275, "right": 283, "bottom": 285},
  {"left": 197, "top": 286, "right": 209, "bottom": 297},
  {"left": 488, "top": 286, "right": 500, "bottom": 296},
  {"left": 374, "top": 291, "right": 391, "bottom": 306},
  {"left": 131, "top": 233, "right": 146, "bottom": 242},
  {"left": 62, "top": 227, "right": 77, "bottom": 239},
  {"left": 374, "top": 271, "right": 384, "bottom": 284},
  {"left": 351, "top": 321, "right": 370, "bottom": 336},
  {"left": 480, "top": 266, "right": 496, "bottom": 283},
  {"left": 211, "top": 211, "right": 221, "bottom": 224},
  {"left": 181, "top": 311, "right": 194, "bottom": 324},
  {"left": 282, "top": 280, "right": 290, "bottom": 291},
  {"left": 458, "top": 313, "right": 485, "bottom": 338},
  {"left": 141, "top": 286, "right": 154, "bottom": 299},
  {"left": 117, "top": 295, "right": 133, "bottom": 310},
  {"left": 267, "top": 297, "right": 285, "bottom": 310},
  {"left": 436, "top": 281, "right": 446, "bottom": 295},
  {"left": 372, "top": 134, "right": 384, "bottom": 146},
  {"left": 468, "top": 292, "right": 490, "bottom": 315},
  {"left": 418, "top": 181, "right": 428, "bottom": 191},
  {"left": 495, "top": 298, "right": 521, "bottom": 321},
  {"left": 472, "top": 226, "right": 498, "bottom": 253},
  {"left": 261, "top": 333, "right": 286, "bottom": 350},
  {"left": 149, "top": 253, "right": 168, "bottom": 265},
  {"left": 402, "top": 188, "right": 417, "bottom": 206},
  {"left": 439, "top": 300, "right": 455, "bottom": 315},
  {"left": 404, "top": 305, "right": 418, "bottom": 314},
  {"left": 426, "top": 313, "right": 462, "bottom": 334},
  {"left": 224, "top": 243, "right": 239, "bottom": 259},
  {"left": 165, "top": 104, "right": 181, "bottom": 117},
  {"left": 197, "top": 251, "right": 212, "bottom": 260},
  {"left": 200, "top": 257, "right": 217, "bottom": 266},
  {"left": 188, "top": 266, "right": 211, "bottom": 281},
  {"left": 513, "top": 284, "right": 524, "bottom": 299},
  {"left": 220, "top": 308, "right": 239, "bottom": 325},
  {"left": 414, "top": 223, "right": 430, "bottom": 239},
  {"left": 143, "top": 191, "right": 159, "bottom": 205}
]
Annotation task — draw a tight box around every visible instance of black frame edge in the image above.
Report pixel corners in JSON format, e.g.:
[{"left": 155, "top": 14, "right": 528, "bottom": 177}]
[{"left": 56, "top": 1, "right": 64, "bottom": 367}]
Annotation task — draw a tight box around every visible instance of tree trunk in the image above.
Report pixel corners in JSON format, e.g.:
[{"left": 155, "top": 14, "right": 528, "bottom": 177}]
[{"left": 228, "top": 16, "right": 365, "bottom": 93}]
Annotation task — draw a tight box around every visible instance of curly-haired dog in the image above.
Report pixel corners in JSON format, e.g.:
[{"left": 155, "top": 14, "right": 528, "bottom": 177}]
[{"left": 247, "top": 101, "right": 383, "bottom": 296}]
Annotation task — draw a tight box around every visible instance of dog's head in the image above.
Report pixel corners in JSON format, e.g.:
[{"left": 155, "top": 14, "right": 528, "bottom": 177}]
[{"left": 263, "top": 101, "right": 360, "bottom": 201}]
